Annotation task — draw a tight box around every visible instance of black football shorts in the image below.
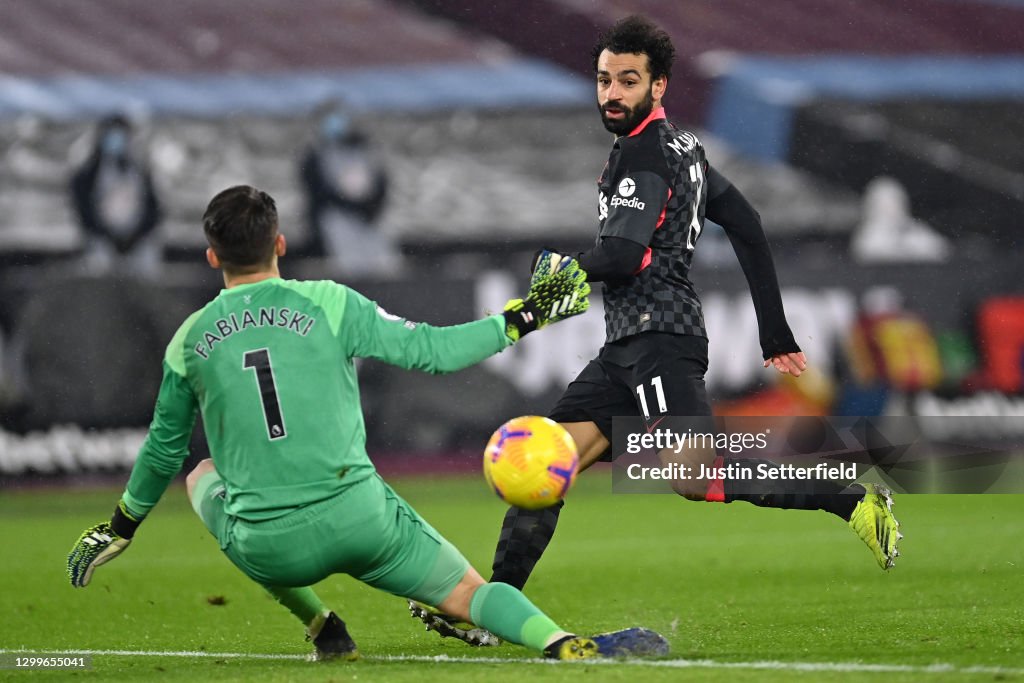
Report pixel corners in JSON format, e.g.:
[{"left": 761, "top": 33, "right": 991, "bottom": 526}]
[{"left": 549, "top": 332, "right": 712, "bottom": 460}]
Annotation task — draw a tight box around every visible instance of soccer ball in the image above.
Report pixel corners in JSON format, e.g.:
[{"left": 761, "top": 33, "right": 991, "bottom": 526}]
[{"left": 483, "top": 416, "right": 578, "bottom": 510}]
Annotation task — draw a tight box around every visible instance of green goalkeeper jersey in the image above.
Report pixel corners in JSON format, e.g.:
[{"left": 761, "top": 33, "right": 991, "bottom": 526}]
[{"left": 121, "top": 277, "right": 510, "bottom": 522}]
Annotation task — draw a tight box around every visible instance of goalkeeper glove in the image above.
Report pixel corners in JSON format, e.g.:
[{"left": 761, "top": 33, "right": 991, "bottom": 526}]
[
  {"left": 67, "top": 501, "right": 142, "bottom": 588},
  {"left": 503, "top": 252, "right": 590, "bottom": 342},
  {"left": 529, "top": 248, "right": 573, "bottom": 288}
]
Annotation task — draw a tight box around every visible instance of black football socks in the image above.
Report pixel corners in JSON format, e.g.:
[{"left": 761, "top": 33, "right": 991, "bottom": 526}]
[
  {"left": 490, "top": 501, "right": 564, "bottom": 590},
  {"left": 717, "top": 457, "right": 863, "bottom": 520}
]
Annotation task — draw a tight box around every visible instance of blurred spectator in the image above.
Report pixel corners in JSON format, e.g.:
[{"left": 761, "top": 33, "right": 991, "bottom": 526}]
[
  {"left": 298, "top": 102, "right": 400, "bottom": 276},
  {"left": 70, "top": 115, "right": 163, "bottom": 278},
  {"left": 851, "top": 176, "right": 950, "bottom": 264}
]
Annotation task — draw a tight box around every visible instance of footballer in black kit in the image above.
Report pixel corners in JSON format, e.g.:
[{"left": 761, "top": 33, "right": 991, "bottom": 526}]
[
  {"left": 411, "top": 14, "right": 901, "bottom": 645},
  {"left": 550, "top": 101, "right": 803, "bottom": 440}
]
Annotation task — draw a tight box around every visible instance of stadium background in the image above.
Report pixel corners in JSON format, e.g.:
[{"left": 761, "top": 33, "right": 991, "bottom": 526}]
[
  {"left": 2, "top": 0, "right": 1023, "bottom": 473},
  {"left": 2, "top": 1, "right": 1024, "bottom": 678}
]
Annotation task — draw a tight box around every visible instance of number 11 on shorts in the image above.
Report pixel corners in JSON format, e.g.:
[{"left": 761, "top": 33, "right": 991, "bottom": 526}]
[{"left": 636, "top": 376, "right": 667, "bottom": 420}]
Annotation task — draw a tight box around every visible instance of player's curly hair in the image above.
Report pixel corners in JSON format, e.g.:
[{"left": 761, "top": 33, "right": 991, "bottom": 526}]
[
  {"left": 591, "top": 15, "right": 676, "bottom": 82},
  {"left": 203, "top": 185, "right": 279, "bottom": 273}
]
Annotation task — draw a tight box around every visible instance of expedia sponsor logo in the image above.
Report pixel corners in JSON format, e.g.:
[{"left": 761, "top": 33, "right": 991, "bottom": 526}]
[
  {"left": 610, "top": 177, "right": 645, "bottom": 210},
  {"left": 610, "top": 195, "right": 646, "bottom": 210}
]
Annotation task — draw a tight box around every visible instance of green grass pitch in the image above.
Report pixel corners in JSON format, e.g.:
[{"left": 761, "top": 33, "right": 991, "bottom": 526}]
[{"left": 2, "top": 469, "right": 1023, "bottom": 682}]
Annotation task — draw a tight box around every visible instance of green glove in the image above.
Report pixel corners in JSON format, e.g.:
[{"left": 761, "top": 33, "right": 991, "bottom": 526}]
[
  {"left": 530, "top": 249, "right": 573, "bottom": 289},
  {"left": 503, "top": 252, "right": 590, "bottom": 342},
  {"left": 67, "top": 523, "right": 131, "bottom": 587},
  {"left": 67, "top": 501, "right": 142, "bottom": 588}
]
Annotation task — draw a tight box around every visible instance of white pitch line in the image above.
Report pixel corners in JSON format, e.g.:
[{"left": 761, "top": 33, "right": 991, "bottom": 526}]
[{"left": 1, "top": 649, "right": 1022, "bottom": 676}]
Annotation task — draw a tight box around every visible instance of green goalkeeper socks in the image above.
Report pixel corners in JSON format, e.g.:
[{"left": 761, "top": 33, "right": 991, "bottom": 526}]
[
  {"left": 469, "top": 582, "right": 570, "bottom": 652},
  {"left": 262, "top": 585, "right": 327, "bottom": 627},
  {"left": 265, "top": 580, "right": 569, "bottom": 651}
]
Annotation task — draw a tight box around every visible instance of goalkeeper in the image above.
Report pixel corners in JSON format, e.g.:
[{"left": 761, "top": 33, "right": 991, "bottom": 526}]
[{"left": 67, "top": 185, "right": 666, "bottom": 661}]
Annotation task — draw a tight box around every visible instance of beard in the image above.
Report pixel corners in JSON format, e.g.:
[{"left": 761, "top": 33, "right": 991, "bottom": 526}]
[{"left": 599, "top": 86, "right": 655, "bottom": 136}]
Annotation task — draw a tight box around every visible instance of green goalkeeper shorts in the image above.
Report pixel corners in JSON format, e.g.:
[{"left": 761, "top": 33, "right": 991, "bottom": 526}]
[{"left": 191, "top": 470, "right": 469, "bottom": 606}]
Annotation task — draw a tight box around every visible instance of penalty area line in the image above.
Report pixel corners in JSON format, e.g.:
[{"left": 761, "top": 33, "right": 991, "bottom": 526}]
[{"left": 0, "top": 649, "right": 1021, "bottom": 675}]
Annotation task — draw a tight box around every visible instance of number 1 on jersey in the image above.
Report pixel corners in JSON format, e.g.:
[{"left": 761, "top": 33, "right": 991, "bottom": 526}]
[{"left": 243, "top": 348, "right": 287, "bottom": 440}]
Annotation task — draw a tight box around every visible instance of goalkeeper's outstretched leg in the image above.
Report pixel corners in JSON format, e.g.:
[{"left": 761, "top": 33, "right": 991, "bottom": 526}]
[
  {"left": 185, "top": 460, "right": 358, "bottom": 661},
  {"left": 417, "top": 564, "right": 667, "bottom": 659}
]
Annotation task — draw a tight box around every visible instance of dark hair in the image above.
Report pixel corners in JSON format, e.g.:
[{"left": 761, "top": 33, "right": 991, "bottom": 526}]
[
  {"left": 591, "top": 15, "right": 676, "bottom": 82},
  {"left": 202, "top": 185, "right": 279, "bottom": 273}
]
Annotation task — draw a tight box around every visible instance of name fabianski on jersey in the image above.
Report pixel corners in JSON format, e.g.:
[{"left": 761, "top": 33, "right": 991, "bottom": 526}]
[{"left": 193, "top": 307, "right": 316, "bottom": 359}]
